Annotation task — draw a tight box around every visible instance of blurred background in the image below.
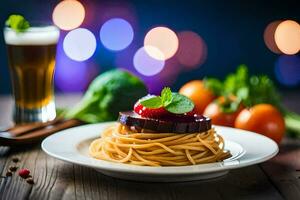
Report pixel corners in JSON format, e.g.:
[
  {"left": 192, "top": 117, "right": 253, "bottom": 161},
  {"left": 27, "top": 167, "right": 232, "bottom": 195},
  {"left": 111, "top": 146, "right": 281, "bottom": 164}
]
[{"left": 1, "top": 0, "right": 300, "bottom": 95}]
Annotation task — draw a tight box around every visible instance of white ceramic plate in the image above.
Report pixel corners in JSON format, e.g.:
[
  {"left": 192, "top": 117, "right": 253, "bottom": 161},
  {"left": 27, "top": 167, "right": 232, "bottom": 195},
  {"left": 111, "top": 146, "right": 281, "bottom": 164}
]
[{"left": 42, "top": 122, "right": 278, "bottom": 182}]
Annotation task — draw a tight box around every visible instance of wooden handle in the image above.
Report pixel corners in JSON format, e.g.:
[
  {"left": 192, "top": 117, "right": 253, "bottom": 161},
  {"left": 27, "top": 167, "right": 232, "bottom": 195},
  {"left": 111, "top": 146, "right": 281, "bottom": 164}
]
[
  {"left": 6, "top": 118, "right": 63, "bottom": 137},
  {"left": 0, "top": 119, "right": 84, "bottom": 146}
]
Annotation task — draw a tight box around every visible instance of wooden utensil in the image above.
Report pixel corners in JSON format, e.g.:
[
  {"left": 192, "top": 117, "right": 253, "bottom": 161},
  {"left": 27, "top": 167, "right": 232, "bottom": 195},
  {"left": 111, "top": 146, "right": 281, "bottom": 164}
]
[{"left": 0, "top": 119, "right": 84, "bottom": 146}]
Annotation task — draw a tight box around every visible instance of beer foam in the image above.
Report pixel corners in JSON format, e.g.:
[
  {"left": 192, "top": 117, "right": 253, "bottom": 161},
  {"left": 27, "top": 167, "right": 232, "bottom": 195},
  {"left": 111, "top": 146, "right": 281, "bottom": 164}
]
[{"left": 4, "top": 26, "right": 60, "bottom": 45}]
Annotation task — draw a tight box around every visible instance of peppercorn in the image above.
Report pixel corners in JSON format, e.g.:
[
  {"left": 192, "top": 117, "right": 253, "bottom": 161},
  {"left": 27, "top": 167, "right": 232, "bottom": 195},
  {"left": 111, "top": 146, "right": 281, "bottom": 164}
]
[
  {"left": 6, "top": 171, "right": 12, "bottom": 177},
  {"left": 12, "top": 157, "right": 19, "bottom": 163},
  {"left": 9, "top": 166, "right": 18, "bottom": 172},
  {"left": 26, "top": 178, "right": 34, "bottom": 184}
]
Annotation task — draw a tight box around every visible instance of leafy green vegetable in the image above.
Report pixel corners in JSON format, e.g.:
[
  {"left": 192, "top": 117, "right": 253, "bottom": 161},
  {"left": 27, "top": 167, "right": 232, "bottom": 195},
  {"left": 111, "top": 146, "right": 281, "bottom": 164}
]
[
  {"left": 204, "top": 65, "right": 300, "bottom": 137},
  {"left": 216, "top": 96, "right": 241, "bottom": 113},
  {"left": 205, "top": 65, "right": 248, "bottom": 97},
  {"left": 161, "top": 87, "right": 173, "bottom": 107},
  {"left": 140, "top": 87, "right": 173, "bottom": 108},
  {"left": 6, "top": 15, "right": 30, "bottom": 32},
  {"left": 223, "top": 65, "right": 249, "bottom": 96},
  {"left": 165, "top": 93, "right": 194, "bottom": 114},
  {"left": 203, "top": 78, "right": 223, "bottom": 96},
  {"left": 140, "top": 96, "right": 162, "bottom": 108},
  {"left": 65, "top": 69, "right": 147, "bottom": 123},
  {"left": 140, "top": 87, "right": 194, "bottom": 114},
  {"left": 245, "top": 76, "right": 281, "bottom": 108},
  {"left": 284, "top": 111, "right": 300, "bottom": 137},
  {"left": 56, "top": 108, "right": 67, "bottom": 117},
  {"left": 205, "top": 65, "right": 282, "bottom": 109}
]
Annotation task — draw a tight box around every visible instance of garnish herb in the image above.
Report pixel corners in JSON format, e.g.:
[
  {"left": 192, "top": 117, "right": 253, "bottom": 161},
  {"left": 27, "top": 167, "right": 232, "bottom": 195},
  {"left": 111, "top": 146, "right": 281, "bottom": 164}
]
[
  {"left": 165, "top": 93, "right": 194, "bottom": 114},
  {"left": 161, "top": 87, "right": 173, "bottom": 107},
  {"left": 140, "top": 87, "right": 194, "bottom": 114},
  {"left": 139, "top": 96, "right": 162, "bottom": 108},
  {"left": 6, "top": 15, "right": 30, "bottom": 33}
]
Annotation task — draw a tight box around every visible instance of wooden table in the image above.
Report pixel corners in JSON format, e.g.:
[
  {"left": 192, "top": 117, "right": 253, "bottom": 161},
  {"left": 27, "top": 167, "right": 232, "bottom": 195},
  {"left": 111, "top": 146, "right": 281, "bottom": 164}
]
[{"left": 0, "top": 94, "right": 300, "bottom": 200}]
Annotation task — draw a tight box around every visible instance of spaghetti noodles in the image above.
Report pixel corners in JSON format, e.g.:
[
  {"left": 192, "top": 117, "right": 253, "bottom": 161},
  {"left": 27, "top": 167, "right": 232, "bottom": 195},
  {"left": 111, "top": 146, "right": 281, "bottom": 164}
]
[{"left": 89, "top": 124, "right": 231, "bottom": 166}]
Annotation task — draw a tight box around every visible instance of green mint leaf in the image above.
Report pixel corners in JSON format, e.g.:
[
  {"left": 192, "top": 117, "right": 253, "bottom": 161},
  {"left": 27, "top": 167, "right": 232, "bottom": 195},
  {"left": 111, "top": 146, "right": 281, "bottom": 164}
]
[
  {"left": 165, "top": 93, "right": 194, "bottom": 114},
  {"left": 140, "top": 96, "right": 162, "bottom": 108},
  {"left": 161, "top": 87, "right": 173, "bottom": 107},
  {"left": 6, "top": 15, "right": 30, "bottom": 33}
]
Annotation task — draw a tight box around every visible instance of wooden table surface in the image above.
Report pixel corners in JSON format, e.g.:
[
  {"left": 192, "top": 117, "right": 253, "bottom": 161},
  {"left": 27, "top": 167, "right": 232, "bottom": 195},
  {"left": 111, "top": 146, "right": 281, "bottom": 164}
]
[{"left": 0, "top": 94, "right": 300, "bottom": 200}]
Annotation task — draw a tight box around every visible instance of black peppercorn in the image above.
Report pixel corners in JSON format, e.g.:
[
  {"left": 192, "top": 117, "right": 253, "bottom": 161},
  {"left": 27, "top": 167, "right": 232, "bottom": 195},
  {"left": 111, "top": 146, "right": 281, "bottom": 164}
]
[
  {"left": 26, "top": 178, "right": 34, "bottom": 184},
  {"left": 12, "top": 157, "right": 19, "bottom": 163},
  {"left": 9, "top": 166, "right": 18, "bottom": 172},
  {"left": 6, "top": 171, "right": 12, "bottom": 177}
]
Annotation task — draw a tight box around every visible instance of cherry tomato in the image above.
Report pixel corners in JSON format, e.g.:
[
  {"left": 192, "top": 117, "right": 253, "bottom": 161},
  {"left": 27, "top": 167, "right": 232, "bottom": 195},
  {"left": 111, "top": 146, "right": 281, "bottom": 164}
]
[
  {"left": 203, "top": 96, "right": 243, "bottom": 127},
  {"left": 179, "top": 80, "right": 215, "bottom": 114},
  {"left": 235, "top": 104, "right": 285, "bottom": 144}
]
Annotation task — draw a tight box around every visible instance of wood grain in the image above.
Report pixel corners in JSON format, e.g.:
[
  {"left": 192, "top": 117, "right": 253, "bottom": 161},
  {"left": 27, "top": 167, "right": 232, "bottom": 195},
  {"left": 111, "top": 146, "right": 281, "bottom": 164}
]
[
  {"left": 260, "top": 139, "right": 300, "bottom": 200},
  {"left": 0, "top": 145, "right": 284, "bottom": 200},
  {"left": 0, "top": 94, "right": 299, "bottom": 200}
]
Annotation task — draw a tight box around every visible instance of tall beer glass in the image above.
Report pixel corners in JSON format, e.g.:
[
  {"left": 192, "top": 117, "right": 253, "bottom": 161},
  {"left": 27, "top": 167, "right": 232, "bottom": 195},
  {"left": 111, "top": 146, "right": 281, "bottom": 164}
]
[{"left": 4, "top": 25, "right": 59, "bottom": 124}]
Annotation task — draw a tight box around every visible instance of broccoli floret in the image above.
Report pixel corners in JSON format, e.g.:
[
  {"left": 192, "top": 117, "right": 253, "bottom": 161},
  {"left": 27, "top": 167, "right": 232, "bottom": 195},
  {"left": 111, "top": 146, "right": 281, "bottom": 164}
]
[{"left": 65, "top": 69, "right": 147, "bottom": 123}]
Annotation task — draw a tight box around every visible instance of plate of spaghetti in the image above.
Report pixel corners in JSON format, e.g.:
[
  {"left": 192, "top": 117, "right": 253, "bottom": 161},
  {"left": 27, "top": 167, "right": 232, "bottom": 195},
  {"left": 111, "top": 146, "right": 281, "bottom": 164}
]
[
  {"left": 42, "top": 88, "right": 278, "bottom": 182},
  {"left": 89, "top": 121, "right": 233, "bottom": 166}
]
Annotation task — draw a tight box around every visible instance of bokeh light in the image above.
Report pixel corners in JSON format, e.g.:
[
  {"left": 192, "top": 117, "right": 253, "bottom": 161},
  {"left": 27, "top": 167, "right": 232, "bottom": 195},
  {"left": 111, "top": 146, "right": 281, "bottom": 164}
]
[
  {"left": 55, "top": 35, "right": 99, "bottom": 92},
  {"left": 176, "top": 31, "right": 207, "bottom": 69},
  {"left": 63, "top": 28, "right": 97, "bottom": 61},
  {"left": 133, "top": 46, "right": 165, "bottom": 76},
  {"left": 144, "top": 27, "right": 179, "bottom": 60},
  {"left": 275, "top": 55, "right": 300, "bottom": 86},
  {"left": 100, "top": 18, "right": 134, "bottom": 51},
  {"left": 263, "top": 21, "right": 282, "bottom": 54},
  {"left": 274, "top": 20, "right": 300, "bottom": 55},
  {"left": 115, "top": 50, "right": 181, "bottom": 94},
  {"left": 52, "top": 0, "right": 85, "bottom": 30}
]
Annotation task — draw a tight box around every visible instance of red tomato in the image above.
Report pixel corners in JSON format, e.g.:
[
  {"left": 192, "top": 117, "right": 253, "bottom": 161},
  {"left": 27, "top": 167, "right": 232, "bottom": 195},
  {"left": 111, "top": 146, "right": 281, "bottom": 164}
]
[
  {"left": 179, "top": 80, "right": 215, "bottom": 114},
  {"left": 203, "top": 96, "right": 243, "bottom": 127},
  {"left": 235, "top": 104, "right": 285, "bottom": 144}
]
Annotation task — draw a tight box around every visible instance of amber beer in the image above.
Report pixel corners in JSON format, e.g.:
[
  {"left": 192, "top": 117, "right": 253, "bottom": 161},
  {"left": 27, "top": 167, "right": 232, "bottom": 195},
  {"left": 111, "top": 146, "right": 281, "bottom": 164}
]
[{"left": 4, "top": 26, "right": 59, "bottom": 123}]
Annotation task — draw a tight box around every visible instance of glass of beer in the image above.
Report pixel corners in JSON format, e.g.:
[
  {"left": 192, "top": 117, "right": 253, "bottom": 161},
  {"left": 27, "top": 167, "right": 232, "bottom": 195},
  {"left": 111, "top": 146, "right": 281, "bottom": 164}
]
[{"left": 3, "top": 24, "right": 60, "bottom": 124}]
